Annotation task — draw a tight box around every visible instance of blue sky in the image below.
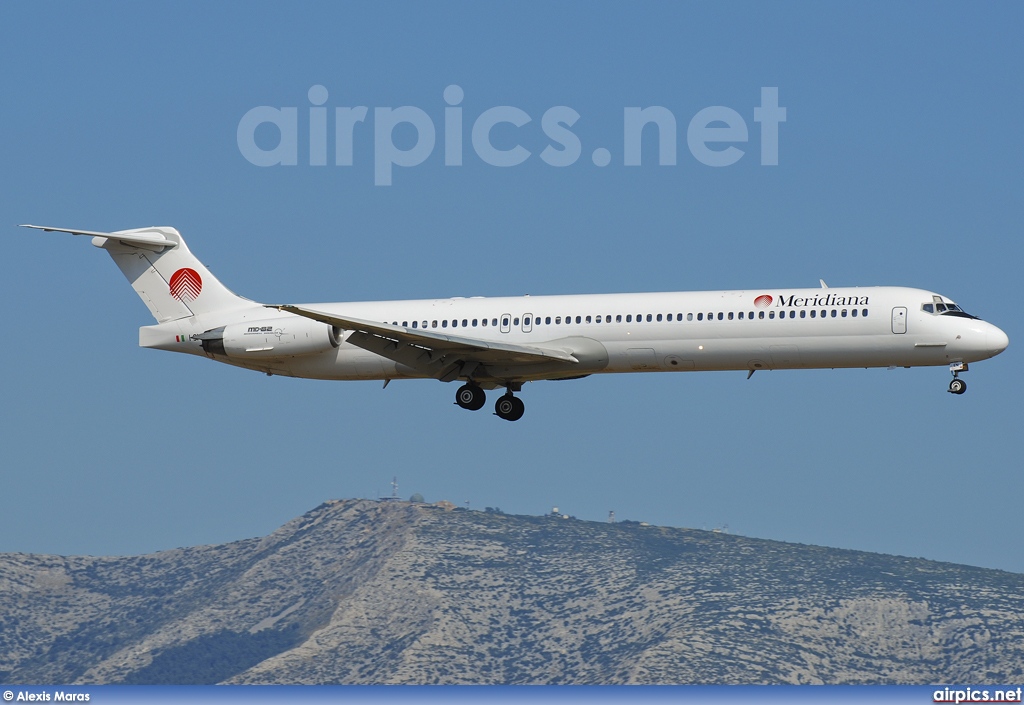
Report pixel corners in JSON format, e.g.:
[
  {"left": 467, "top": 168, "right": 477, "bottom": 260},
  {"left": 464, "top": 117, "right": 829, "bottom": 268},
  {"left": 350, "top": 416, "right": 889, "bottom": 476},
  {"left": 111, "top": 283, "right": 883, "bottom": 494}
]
[{"left": 2, "top": 2, "right": 1022, "bottom": 573}]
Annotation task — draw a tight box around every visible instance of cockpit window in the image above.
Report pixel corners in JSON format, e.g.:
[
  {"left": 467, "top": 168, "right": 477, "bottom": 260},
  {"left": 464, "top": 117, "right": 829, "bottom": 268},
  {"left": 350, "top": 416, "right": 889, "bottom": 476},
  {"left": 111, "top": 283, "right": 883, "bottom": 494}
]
[{"left": 923, "top": 301, "right": 979, "bottom": 319}]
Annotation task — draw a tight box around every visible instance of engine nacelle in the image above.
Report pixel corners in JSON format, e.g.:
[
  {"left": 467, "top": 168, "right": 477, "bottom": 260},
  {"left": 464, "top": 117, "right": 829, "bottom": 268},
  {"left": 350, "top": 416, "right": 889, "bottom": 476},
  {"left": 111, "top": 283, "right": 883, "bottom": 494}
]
[{"left": 199, "top": 318, "right": 341, "bottom": 359}]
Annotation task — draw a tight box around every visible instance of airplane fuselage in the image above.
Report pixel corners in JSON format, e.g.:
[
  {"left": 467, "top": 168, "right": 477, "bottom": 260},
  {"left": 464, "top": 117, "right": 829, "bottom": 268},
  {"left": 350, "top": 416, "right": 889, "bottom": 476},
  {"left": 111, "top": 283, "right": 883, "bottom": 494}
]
[{"left": 140, "top": 286, "right": 1008, "bottom": 385}]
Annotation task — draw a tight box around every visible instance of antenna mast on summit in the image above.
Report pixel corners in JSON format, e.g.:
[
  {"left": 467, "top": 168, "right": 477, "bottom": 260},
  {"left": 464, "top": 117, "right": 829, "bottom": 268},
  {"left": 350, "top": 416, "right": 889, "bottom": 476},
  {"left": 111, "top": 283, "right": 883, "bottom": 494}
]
[{"left": 380, "top": 476, "right": 400, "bottom": 502}]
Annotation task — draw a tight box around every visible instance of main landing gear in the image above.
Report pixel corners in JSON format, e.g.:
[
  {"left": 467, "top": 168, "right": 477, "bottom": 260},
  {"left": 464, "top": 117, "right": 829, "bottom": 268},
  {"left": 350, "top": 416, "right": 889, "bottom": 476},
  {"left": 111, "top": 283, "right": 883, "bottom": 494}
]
[
  {"left": 455, "top": 383, "right": 486, "bottom": 411},
  {"left": 948, "top": 362, "right": 967, "bottom": 395},
  {"left": 454, "top": 383, "right": 525, "bottom": 421},
  {"left": 494, "top": 393, "right": 525, "bottom": 422}
]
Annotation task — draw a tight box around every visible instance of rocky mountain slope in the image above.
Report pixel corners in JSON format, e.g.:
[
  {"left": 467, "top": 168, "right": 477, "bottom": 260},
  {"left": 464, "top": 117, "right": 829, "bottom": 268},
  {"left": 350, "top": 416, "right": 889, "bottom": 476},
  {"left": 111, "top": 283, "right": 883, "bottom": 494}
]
[{"left": 1, "top": 499, "right": 1022, "bottom": 684}]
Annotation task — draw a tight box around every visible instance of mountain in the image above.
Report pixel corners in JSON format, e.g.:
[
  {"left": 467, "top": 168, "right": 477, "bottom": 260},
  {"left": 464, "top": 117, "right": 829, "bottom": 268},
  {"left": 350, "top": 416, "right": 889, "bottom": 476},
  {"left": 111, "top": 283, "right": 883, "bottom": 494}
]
[{"left": 1, "top": 499, "right": 1022, "bottom": 684}]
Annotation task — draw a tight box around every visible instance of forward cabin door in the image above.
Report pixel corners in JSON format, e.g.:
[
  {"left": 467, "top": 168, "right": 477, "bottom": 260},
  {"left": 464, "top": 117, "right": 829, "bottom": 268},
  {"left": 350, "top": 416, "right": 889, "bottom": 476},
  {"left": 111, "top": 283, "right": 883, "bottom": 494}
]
[{"left": 891, "top": 306, "right": 907, "bottom": 334}]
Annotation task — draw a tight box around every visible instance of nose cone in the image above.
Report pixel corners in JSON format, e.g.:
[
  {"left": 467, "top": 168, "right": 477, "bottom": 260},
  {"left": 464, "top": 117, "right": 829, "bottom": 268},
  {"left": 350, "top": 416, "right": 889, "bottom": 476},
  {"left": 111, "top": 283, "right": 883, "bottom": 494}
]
[{"left": 988, "top": 325, "right": 1009, "bottom": 356}]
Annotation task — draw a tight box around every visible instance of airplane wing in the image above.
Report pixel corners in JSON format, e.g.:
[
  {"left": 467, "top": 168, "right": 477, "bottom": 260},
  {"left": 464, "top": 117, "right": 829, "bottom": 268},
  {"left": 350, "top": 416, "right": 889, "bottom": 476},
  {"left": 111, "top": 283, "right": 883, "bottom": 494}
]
[{"left": 269, "top": 304, "right": 579, "bottom": 382}]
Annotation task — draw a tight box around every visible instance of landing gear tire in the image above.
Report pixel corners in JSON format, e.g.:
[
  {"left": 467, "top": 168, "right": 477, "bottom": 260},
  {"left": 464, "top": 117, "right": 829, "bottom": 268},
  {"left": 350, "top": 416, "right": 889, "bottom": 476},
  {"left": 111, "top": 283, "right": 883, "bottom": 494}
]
[
  {"left": 948, "top": 378, "right": 967, "bottom": 395},
  {"left": 494, "top": 394, "right": 525, "bottom": 421},
  {"left": 455, "top": 384, "right": 486, "bottom": 411}
]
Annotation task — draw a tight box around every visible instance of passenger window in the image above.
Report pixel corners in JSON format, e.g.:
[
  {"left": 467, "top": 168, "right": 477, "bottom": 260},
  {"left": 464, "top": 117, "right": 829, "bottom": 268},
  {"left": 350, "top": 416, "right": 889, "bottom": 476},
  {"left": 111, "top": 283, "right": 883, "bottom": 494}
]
[
  {"left": 586, "top": 315, "right": 592, "bottom": 323},
  {"left": 442, "top": 320, "right": 447, "bottom": 328},
  {"left": 412, "top": 321, "right": 418, "bottom": 328},
  {"left": 482, "top": 318, "right": 488, "bottom": 326},
  {"left": 546, "top": 316, "right": 551, "bottom": 324},
  {"left": 841, "top": 309, "right": 847, "bottom": 317},
  {"left": 616, "top": 314, "right": 622, "bottom": 322},
  {"left": 402, "top": 321, "right": 408, "bottom": 327},
  {"left": 513, "top": 318, "right": 519, "bottom": 326},
  {"left": 758, "top": 311, "right": 765, "bottom": 319},
  {"left": 727, "top": 312, "right": 734, "bottom": 320},
  {"left": 789, "top": 311, "right": 795, "bottom": 318},
  {"left": 831, "top": 310, "right": 837, "bottom": 318},
  {"left": 524, "top": 317, "right": 531, "bottom": 326},
  {"left": 687, "top": 313, "right": 693, "bottom": 321},
  {"left": 432, "top": 320, "right": 438, "bottom": 328},
  {"left": 800, "top": 310, "right": 806, "bottom": 318},
  {"left": 862, "top": 309, "right": 868, "bottom": 317},
  {"left": 492, "top": 318, "right": 499, "bottom": 326},
  {"left": 462, "top": 319, "right": 468, "bottom": 327},
  {"left": 810, "top": 310, "right": 816, "bottom": 318},
  {"left": 606, "top": 315, "right": 612, "bottom": 323},
  {"left": 626, "top": 314, "right": 632, "bottom": 322},
  {"left": 851, "top": 309, "right": 857, "bottom": 317},
  {"left": 645, "top": 314, "right": 651, "bottom": 322},
  {"left": 769, "top": 311, "right": 775, "bottom": 319},
  {"left": 738, "top": 311, "right": 744, "bottom": 320},
  {"left": 576, "top": 315, "right": 582, "bottom": 324},
  {"left": 656, "top": 314, "right": 662, "bottom": 322},
  {"left": 473, "top": 319, "right": 478, "bottom": 326}
]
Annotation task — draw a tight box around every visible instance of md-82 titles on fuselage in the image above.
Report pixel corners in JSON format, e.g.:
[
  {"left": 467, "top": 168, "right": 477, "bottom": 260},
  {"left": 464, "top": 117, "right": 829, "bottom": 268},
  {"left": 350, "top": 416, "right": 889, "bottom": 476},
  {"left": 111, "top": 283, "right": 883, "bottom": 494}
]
[{"left": 23, "top": 225, "right": 1009, "bottom": 421}]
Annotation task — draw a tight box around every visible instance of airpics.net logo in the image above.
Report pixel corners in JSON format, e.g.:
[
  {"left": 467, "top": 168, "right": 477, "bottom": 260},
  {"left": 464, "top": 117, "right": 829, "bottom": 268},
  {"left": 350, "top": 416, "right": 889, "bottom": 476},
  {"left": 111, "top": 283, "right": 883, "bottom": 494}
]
[
  {"left": 236, "top": 85, "right": 786, "bottom": 186},
  {"left": 169, "top": 268, "right": 202, "bottom": 302}
]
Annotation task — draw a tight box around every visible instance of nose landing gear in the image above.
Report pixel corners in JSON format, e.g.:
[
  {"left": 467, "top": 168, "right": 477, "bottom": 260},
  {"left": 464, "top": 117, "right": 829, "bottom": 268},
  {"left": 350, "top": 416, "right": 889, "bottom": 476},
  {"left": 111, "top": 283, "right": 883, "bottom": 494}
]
[{"left": 948, "top": 362, "right": 968, "bottom": 395}]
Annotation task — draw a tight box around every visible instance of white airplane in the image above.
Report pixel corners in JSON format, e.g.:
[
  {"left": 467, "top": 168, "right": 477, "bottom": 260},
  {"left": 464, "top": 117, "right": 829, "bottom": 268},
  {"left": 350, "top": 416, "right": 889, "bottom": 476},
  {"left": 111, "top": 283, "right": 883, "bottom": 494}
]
[{"left": 23, "top": 224, "right": 1009, "bottom": 421}]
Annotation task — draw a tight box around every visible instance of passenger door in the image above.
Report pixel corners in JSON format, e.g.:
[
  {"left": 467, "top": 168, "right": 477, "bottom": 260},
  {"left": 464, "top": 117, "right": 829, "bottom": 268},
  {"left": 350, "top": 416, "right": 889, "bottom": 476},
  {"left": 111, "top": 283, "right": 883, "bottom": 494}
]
[{"left": 891, "top": 307, "right": 907, "bottom": 334}]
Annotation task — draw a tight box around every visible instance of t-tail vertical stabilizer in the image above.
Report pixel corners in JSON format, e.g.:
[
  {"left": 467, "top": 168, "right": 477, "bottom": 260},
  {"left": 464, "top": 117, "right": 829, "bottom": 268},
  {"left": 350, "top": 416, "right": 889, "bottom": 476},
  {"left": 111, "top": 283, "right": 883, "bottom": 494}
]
[{"left": 20, "top": 224, "right": 253, "bottom": 322}]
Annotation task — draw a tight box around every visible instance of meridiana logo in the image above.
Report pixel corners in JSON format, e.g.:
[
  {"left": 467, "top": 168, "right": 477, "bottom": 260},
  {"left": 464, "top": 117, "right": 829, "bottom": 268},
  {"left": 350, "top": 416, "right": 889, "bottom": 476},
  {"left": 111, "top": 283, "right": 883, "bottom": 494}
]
[
  {"left": 169, "top": 268, "right": 202, "bottom": 301},
  {"left": 754, "top": 294, "right": 773, "bottom": 308}
]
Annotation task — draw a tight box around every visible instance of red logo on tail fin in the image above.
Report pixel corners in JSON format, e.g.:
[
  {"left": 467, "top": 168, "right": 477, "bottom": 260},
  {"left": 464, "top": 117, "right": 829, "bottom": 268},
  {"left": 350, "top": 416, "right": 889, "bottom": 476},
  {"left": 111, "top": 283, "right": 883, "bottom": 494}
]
[{"left": 169, "top": 268, "right": 202, "bottom": 301}]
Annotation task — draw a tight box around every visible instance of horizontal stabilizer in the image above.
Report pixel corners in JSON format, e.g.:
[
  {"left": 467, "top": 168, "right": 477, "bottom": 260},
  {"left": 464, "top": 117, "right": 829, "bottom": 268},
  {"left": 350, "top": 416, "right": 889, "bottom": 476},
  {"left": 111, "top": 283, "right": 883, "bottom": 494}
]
[{"left": 20, "top": 224, "right": 177, "bottom": 250}]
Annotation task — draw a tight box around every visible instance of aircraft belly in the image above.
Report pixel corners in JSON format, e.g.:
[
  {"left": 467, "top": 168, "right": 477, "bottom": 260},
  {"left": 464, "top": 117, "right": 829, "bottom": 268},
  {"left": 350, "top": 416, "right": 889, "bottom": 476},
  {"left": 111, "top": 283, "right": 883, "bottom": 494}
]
[{"left": 604, "top": 335, "right": 940, "bottom": 372}]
